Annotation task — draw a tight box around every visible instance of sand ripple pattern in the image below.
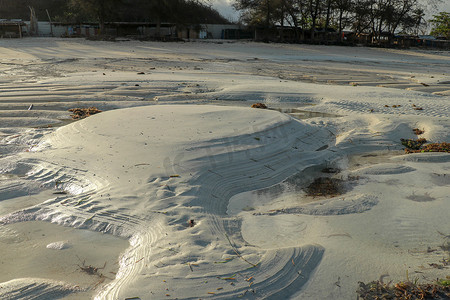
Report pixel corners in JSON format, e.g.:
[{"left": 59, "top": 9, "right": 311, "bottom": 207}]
[
  {"left": 1, "top": 106, "right": 336, "bottom": 299},
  {"left": 0, "top": 278, "right": 85, "bottom": 300}
]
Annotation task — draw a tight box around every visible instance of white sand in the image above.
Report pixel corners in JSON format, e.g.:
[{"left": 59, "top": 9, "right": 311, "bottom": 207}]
[{"left": 0, "top": 38, "right": 449, "bottom": 299}]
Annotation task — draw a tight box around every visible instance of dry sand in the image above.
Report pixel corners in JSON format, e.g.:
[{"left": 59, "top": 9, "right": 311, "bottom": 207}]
[{"left": 0, "top": 38, "right": 449, "bottom": 299}]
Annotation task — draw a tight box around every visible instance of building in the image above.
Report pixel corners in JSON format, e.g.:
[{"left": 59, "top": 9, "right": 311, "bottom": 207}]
[{"left": 0, "top": 20, "right": 26, "bottom": 38}]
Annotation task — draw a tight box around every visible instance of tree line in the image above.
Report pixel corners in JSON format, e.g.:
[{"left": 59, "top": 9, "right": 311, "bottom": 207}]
[
  {"left": 1, "top": 0, "right": 447, "bottom": 42},
  {"left": 234, "top": 0, "right": 445, "bottom": 43},
  {"left": 0, "top": 0, "right": 229, "bottom": 32}
]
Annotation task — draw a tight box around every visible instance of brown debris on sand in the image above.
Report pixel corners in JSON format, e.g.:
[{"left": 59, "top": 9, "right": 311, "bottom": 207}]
[
  {"left": 251, "top": 103, "right": 267, "bottom": 109},
  {"left": 357, "top": 279, "right": 450, "bottom": 300},
  {"left": 413, "top": 128, "right": 424, "bottom": 135},
  {"left": 304, "top": 177, "right": 347, "bottom": 198},
  {"left": 69, "top": 107, "right": 102, "bottom": 120},
  {"left": 401, "top": 138, "right": 427, "bottom": 151},
  {"left": 405, "top": 142, "right": 450, "bottom": 154},
  {"left": 401, "top": 136, "right": 450, "bottom": 153},
  {"left": 77, "top": 256, "right": 106, "bottom": 277}
]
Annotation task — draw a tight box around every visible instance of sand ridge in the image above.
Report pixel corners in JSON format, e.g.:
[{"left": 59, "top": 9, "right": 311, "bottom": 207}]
[{"left": 2, "top": 105, "right": 336, "bottom": 299}]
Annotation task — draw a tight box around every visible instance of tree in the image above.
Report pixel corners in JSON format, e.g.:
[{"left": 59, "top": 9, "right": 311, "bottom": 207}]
[
  {"left": 69, "top": 0, "right": 122, "bottom": 33},
  {"left": 307, "top": 0, "right": 323, "bottom": 40},
  {"left": 399, "top": 7, "right": 425, "bottom": 35},
  {"left": 0, "top": 0, "right": 68, "bottom": 20},
  {"left": 352, "top": 0, "right": 374, "bottom": 36},
  {"left": 234, "top": 0, "right": 283, "bottom": 27},
  {"left": 429, "top": 12, "right": 450, "bottom": 39},
  {"left": 283, "top": 0, "right": 309, "bottom": 41},
  {"left": 334, "top": 0, "right": 353, "bottom": 42},
  {"left": 352, "top": 0, "right": 421, "bottom": 44}
]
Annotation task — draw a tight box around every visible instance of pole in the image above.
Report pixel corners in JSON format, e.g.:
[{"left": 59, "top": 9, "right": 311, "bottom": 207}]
[{"left": 46, "top": 9, "right": 53, "bottom": 37}]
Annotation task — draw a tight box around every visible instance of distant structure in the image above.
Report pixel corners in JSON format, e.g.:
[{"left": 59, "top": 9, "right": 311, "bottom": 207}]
[
  {"left": 11, "top": 21, "right": 252, "bottom": 41},
  {"left": 1, "top": 18, "right": 447, "bottom": 49},
  {"left": 0, "top": 20, "right": 26, "bottom": 38}
]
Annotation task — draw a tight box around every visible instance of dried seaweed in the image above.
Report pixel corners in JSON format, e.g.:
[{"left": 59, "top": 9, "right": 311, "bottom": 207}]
[
  {"left": 413, "top": 128, "right": 425, "bottom": 135},
  {"left": 357, "top": 279, "right": 450, "bottom": 299},
  {"left": 405, "top": 142, "right": 450, "bottom": 154},
  {"left": 401, "top": 134, "right": 449, "bottom": 153},
  {"left": 251, "top": 103, "right": 267, "bottom": 109},
  {"left": 69, "top": 107, "right": 102, "bottom": 119},
  {"left": 401, "top": 138, "right": 427, "bottom": 150}
]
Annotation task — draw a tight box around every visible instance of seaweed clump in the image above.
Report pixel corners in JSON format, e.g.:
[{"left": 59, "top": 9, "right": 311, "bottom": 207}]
[
  {"left": 401, "top": 138, "right": 427, "bottom": 150},
  {"left": 401, "top": 138, "right": 450, "bottom": 154},
  {"left": 414, "top": 143, "right": 450, "bottom": 153},
  {"left": 251, "top": 103, "right": 267, "bottom": 109},
  {"left": 357, "top": 279, "right": 450, "bottom": 300},
  {"left": 69, "top": 107, "right": 102, "bottom": 120},
  {"left": 413, "top": 128, "right": 424, "bottom": 135}
]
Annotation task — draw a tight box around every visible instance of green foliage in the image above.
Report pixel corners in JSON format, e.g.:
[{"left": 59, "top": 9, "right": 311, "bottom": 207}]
[
  {"left": 234, "top": 0, "right": 285, "bottom": 27},
  {"left": 429, "top": 12, "right": 450, "bottom": 39},
  {"left": 69, "top": 0, "right": 122, "bottom": 24},
  {"left": 438, "top": 278, "right": 450, "bottom": 287},
  {"left": 0, "top": 0, "right": 229, "bottom": 25},
  {"left": 0, "top": 0, "right": 69, "bottom": 20}
]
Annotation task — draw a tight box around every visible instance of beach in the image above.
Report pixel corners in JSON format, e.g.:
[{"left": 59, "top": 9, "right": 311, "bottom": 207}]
[{"left": 0, "top": 38, "right": 449, "bottom": 299}]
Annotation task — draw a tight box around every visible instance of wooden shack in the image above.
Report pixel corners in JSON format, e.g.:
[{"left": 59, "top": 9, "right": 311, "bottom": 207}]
[{"left": 0, "top": 20, "right": 26, "bottom": 38}]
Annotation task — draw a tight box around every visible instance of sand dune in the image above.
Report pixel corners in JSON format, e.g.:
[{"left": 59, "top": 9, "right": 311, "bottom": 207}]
[{"left": 0, "top": 38, "right": 449, "bottom": 299}]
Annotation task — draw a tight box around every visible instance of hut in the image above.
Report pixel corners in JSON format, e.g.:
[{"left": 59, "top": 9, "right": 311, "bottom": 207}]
[{"left": 0, "top": 20, "right": 26, "bottom": 38}]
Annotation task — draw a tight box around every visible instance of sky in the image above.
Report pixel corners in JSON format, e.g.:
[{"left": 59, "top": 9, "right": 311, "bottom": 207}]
[{"left": 211, "top": 0, "right": 239, "bottom": 23}]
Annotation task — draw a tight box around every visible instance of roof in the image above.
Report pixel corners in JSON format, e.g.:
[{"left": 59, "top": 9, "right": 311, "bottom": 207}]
[
  {"left": 0, "top": 20, "right": 26, "bottom": 26},
  {"left": 418, "top": 35, "right": 436, "bottom": 40}
]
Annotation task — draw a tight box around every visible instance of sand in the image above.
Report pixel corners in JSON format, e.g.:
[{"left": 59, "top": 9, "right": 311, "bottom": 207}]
[{"left": 0, "top": 38, "right": 449, "bottom": 299}]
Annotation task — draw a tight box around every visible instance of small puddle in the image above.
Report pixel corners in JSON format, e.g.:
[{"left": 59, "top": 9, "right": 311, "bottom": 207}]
[
  {"left": 348, "top": 150, "right": 404, "bottom": 170},
  {"left": 0, "top": 221, "right": 129, "bottom": 297},
  {"left": 270, "top": 107, "right": 342, "bottom": 120},
  {"left": 406, "top": 193, "right": 436, "bottom": 202}
]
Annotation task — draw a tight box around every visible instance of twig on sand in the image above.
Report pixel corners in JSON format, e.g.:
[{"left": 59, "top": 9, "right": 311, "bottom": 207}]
[
  {"left": 220, "top": 274, "right": 236, "bottom": 280},
  {"left": 77, "top": 256, "right": 106, "bottom": 276},
  {"left": 208, "top": 169, "right": 223, "bottom": 177},
  {"left": 186, "top": 262, "right": 198, "bottom": 272},
  {"left": 135, "top": 257, "right": 144, "bottom": 263},
  {"left": 214, "top": 257, "right": 235, "bottom": 264},
  {"left": 264, "top": 164, "right": 275, "bottom": 171},
  {"left": 437, "top": 231, "right": 450, "bottom": 239},
  {"left": 224, "top": 234, "right": 259, "bottom": 268}
]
